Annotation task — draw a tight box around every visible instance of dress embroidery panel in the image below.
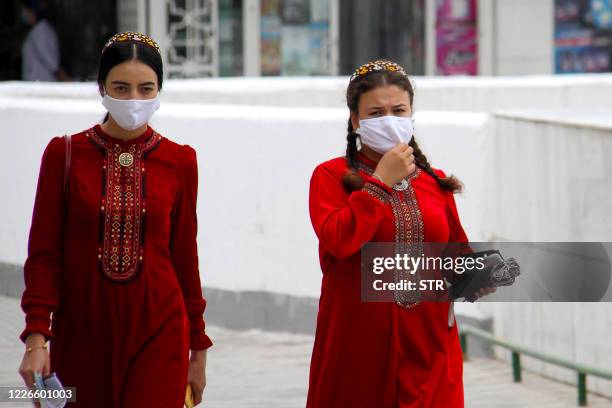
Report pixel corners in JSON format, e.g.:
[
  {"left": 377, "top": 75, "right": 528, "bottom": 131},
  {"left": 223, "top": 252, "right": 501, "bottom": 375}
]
[
  {"left": 357, "top": 158, "right": 425, "bottom": 307},
  {"left": 85, "top": 128, "right": 162, "bottom": 283}
]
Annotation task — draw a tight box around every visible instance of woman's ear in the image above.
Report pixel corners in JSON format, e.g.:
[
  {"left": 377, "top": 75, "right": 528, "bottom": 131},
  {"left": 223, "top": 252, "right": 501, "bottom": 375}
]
[
  {"left": 98, "top": 83, "right": 105, "bottom": 97},
  {"left": 350, "top": 111, "right": 359, "bottom": 131}
]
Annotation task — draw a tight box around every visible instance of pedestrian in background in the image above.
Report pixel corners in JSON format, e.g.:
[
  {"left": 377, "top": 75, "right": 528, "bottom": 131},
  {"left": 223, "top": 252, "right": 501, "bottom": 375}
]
[{"left": 20, "top": 0, "right": 69, "bottom": 82}]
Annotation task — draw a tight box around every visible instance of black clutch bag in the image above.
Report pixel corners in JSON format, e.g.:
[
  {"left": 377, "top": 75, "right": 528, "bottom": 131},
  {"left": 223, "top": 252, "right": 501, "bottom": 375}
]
[{"left": 450, "top": 249, "right": 520, "bottom": 302}]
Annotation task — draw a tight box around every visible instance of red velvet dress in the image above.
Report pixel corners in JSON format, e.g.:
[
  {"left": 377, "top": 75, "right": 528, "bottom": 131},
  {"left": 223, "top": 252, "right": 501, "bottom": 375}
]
[
  {"left": 306, "top": 152, "right": 467, "bottom": 408},
  {"left": 20, "top": 125, "right": 213, "bottom": 407}
]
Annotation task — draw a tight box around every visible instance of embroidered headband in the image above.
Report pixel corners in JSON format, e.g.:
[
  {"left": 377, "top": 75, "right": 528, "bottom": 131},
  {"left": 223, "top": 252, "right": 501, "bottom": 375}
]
[
  {"left": 102, "top": 31, "right": 161, "bottom": 55},
  {"left": 349, "top": 59, "right": 409, "bottom": 83}
]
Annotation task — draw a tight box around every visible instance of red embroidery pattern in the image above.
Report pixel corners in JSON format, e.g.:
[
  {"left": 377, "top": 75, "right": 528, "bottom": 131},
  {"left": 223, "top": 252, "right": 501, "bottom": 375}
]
[
  {"left": 362, "top": 181, "right": 392, "bottom": 203},
  {"left": 86, "top": 128, "right": 161, "bottom": 282},
  {"left": 357, "top": 158, "right": 424, "bottom": 308}
]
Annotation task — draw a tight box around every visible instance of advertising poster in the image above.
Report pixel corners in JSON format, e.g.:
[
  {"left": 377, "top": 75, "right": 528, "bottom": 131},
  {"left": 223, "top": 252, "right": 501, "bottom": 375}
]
[
  {"left": 261, "top": 0, "right": 330, "bottom": 75},
  {"left": 261, "top": 0, "right": 282, "bottom": 75},
  {"left": 281, "top": 26, "right": 310, "bottom": 74},
  {"left": 308, "top": 21, "right": 330, "bottom": 75},
  {"left": 436, "top": 0, "right": 478, "bottom": 75},
  {"left": 555, "top": 0, "right": 612, "bottom": 73},
  {"left": 281, "top": 0, "right": 311, "bottom": 24}
]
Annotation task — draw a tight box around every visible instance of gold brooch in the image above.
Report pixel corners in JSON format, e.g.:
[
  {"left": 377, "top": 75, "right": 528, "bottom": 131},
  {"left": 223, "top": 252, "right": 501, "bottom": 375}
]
[{"left": 118, "top": 152, "right": 134, "bottom": 167}]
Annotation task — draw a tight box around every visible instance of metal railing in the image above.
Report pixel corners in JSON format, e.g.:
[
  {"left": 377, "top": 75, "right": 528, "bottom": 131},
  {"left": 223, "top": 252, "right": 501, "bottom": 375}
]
[{"left": 459, "top": 325, "right": 612, "bottom": 406}]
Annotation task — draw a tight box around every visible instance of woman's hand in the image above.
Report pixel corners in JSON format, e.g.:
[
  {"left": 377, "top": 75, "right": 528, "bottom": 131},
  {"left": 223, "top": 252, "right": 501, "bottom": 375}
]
[
  {"left": 18, "top": 333, "right": 49, "bottom": 408},
  {"left": 373, "top": 143, "right": 416, "bottom": 187},
  {"left": 187, "top": 349, "right": 207, "bottom": 406}
]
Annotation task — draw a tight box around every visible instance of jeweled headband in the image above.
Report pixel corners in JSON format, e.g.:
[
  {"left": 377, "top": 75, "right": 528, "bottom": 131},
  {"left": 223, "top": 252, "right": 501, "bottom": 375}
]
[
  {"left": 349, "top": 59, "right": 409, "bottom": 82},
  {"left": 102, "top": 31, "right": 161, "bottom": 55}
]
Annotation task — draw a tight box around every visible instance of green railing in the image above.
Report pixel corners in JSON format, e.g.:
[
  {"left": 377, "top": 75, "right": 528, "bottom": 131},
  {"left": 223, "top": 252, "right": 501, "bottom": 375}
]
[{"left": 459, "top": 325, "right": 612, "bottom": 406}]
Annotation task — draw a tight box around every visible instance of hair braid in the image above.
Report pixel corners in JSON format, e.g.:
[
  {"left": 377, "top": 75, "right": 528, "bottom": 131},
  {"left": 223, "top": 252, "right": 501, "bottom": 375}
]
[
  {"left": 409, "top": 136, "right": 463, "bottom": 193},
  {"left": 343, "top": 119, "right": 365, "bottom": 192}
]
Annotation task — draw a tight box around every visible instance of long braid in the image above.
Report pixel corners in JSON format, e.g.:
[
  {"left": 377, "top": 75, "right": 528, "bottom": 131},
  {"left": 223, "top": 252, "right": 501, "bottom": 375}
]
[
  {"left": 409, "top": 136, "right": 463, "bottom": 193},
  {"left": 345, "top": 119, "right": 359, "bottom": 169},
  {"left": 342, "top": 119, "right": 365, "bottom": 192}
]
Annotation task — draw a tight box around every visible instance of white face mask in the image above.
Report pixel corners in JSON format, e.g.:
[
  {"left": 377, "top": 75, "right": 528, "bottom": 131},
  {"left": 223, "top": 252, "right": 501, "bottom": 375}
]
[
  {"left": 101, "top": 93, "right": 160, "bottom": 131},
  {"left": 355, "top": 115, "right": 415, "bottom": 154}
]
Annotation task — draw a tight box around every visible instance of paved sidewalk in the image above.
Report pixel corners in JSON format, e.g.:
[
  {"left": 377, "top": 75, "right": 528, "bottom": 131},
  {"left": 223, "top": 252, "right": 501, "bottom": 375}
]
[{"left": 1, "top": 296, "right": 610, "bottom": 407}]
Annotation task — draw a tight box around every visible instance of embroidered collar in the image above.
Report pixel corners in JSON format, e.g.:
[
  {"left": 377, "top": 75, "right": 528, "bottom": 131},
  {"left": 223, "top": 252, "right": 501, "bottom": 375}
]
[
  {"left": 83, "top": 125, "right": 162, "bottom": 283},
  {"left": 93, "top": 124, "right": 155, "bottom": 146}
]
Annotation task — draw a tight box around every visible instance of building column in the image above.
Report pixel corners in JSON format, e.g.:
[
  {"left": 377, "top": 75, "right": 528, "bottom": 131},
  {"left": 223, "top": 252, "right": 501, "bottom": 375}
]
[
  {"left": 478, "top": 0, "right": 495, "bottom": 75},
  {"left": 243, "top": 0, "right": 261, "bottom": 76},
  {"left": 424, "top": 0, "right": 436, "bottom": 76},
  {"left": 329, "top": 0, "right": 340, "bottom": 76}
]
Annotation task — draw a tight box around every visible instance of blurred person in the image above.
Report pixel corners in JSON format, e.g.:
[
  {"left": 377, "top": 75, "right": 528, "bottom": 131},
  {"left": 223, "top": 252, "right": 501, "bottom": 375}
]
[
  {"left": 18, "top": 32, "right": 212, "bottom": 407},
  {"left": 20, "top": 0, "right": 69, "bottom": 81},
  {"left": 307, "top": 60, "right": 493, "bottom": 407}
]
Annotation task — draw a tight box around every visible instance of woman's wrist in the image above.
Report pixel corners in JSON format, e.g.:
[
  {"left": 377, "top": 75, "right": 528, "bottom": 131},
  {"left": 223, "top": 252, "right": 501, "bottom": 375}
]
[
  {"left": 190, "top": 349, "right": 207, "bottom": 361},
  {"left": 25, "top": 333, "right": 46, "bottom": 348},
  {"left": 26, "top": 344, "right": 48, "bottom": 353},
  {"left": 371, "top": 172, "right": 392, "bottom": 188}
]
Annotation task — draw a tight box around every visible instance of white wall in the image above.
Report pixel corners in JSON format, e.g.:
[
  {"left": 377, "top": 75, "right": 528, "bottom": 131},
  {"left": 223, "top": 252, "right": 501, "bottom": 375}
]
[
  {"left": 3, "top": 74, "right": 612, "bottom": 111},
  {"left": 0, "top": 95, "right": 488, "bottom": 298},
  {"left": 483, "top": 111, "right": 612, "bottom": 242},
  {"left": 480, "top": 112, "right": 612, "bottom": 397},
  {"left": 490, "top": 302, "right": 612, "bottom": 398}
]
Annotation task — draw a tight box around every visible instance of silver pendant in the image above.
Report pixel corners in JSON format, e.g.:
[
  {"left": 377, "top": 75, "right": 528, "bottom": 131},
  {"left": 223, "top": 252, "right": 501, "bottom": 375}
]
[
  {"left": 118, "top": 152, "right": 134, "bottom": 167},
  {"left": 393, "top": 179, "right": 409, "bottom": 191}
]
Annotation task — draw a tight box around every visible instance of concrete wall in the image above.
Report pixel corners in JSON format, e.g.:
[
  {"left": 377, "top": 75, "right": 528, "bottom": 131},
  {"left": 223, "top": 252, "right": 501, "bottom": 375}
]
[
  {"left": 480, "top": 112, "right": 612, "bottom": 397},
  {"left": 0, "top": 90, "right": 495, "bottom": 355},
  {"left": 3, "top": 74, "right": 612, "bottom": 111},
  {"left": 483, "top": 111, "right": 612, "bottom": 242},
  {"left": 0, "top": 96, "right": 489, "bottom": 298},
  {"left": 490, "top": 302, "right": 612, "bottom": 398}
]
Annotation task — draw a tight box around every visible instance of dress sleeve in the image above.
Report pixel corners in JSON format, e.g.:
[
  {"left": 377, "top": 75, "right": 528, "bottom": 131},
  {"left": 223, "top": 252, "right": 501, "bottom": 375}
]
[
  {"left": 20, "top": 136, "right": 65, "bottom": 344},
  {"left": 434, "top": 169, "right": 474, "bottom": 286},
  {"left": 309, "top": 162, "right": 393, "bottom": 259},
  {"left": 170, "top": 145, "right": 213, "bottom": 350}
]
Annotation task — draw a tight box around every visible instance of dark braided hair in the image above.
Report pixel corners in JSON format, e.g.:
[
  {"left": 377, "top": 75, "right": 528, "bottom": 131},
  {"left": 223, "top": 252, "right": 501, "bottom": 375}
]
[{"left": 342, "top": 69, "right": 463, "bottom": 194}]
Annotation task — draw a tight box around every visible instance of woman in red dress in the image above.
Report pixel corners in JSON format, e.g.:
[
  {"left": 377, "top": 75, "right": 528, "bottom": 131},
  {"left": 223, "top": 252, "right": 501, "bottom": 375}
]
[
  {"left": 306, "top": 60, "right": 486, "bottom": 408},
  {"left": 18, "top": 32, "right": 212, "bottom": 407}
]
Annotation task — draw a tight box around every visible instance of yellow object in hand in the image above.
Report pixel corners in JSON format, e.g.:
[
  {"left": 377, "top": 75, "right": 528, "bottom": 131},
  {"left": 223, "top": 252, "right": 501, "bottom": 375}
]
[{"left": 185, "top": 383, "right": 194, "bottom": 408}]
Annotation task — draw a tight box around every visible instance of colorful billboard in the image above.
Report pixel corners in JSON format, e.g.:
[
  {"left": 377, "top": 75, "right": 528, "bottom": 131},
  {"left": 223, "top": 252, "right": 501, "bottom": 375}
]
[
  {"left": 436, "top": 0, "right": 478, "bottom": 75},
  {"left": 555, "top": 0, "right": 612, "bottom": 73}
]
